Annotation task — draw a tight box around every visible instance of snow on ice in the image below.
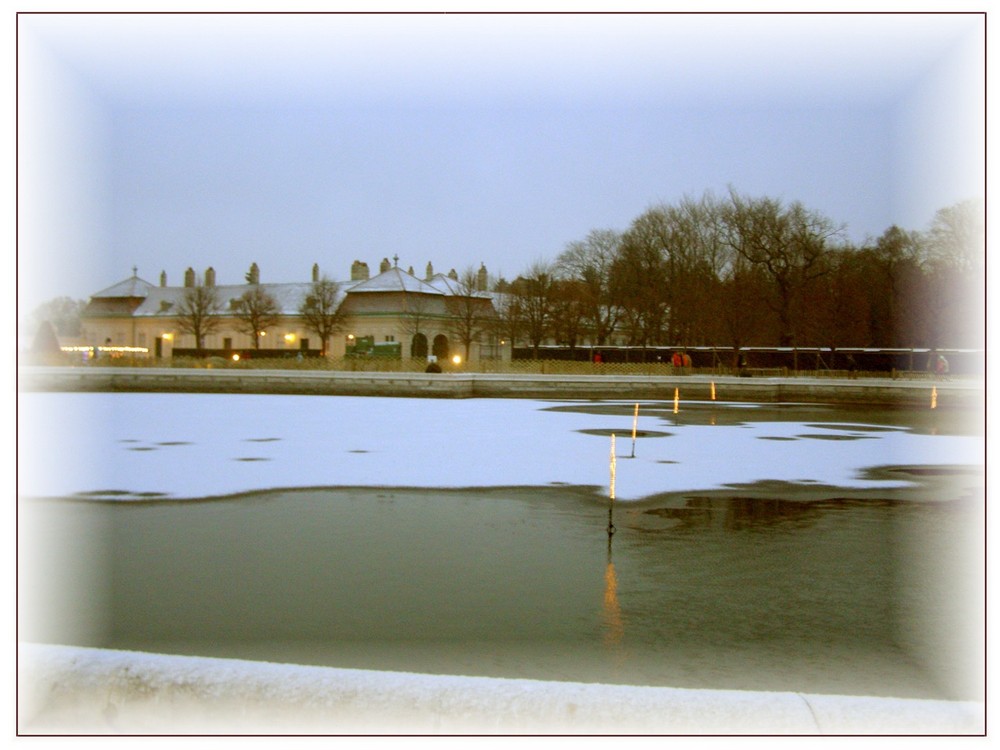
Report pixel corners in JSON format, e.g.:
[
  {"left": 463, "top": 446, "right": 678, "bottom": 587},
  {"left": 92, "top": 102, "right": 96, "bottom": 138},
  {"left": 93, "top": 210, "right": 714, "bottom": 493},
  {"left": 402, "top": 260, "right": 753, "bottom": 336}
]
[{"left": 17, "top": 391, "right": 981, "bottom": 502}]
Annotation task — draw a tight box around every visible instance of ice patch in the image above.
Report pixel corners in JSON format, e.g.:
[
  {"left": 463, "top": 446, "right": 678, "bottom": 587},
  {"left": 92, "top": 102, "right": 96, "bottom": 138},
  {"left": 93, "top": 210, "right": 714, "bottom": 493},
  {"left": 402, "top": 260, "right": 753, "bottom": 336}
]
[{"left": 17, "top": 392, "right": 982, "bottom": 502}]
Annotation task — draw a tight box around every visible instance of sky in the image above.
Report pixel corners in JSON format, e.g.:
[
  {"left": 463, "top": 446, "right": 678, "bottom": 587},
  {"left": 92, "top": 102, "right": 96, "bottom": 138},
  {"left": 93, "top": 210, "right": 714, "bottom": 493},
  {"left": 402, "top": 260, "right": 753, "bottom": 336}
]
[{"left": 15, "top": 10, "right": 986, "bottom": 313}]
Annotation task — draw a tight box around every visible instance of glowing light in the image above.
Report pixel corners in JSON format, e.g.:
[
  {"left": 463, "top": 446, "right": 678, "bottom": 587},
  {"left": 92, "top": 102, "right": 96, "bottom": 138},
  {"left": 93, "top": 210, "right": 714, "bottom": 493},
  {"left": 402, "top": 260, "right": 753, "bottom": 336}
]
[
  {"left": 710, "top": 381, "right": 716, "bottom": 400},
  {"left": 609, "top": 434, "right": 616, "bottom": 501},
  {"left": 60, "top": 346, "right": 149, "bottom": 354},
  {"left": 673, "top": 388, "right": 680, "bottom": 414},
  {"left": 232, "top": 354, "right": 240, "bottom": 362},
  {"left": 162, "top": 333, "right": 174, "bottom": 342},
  {"left": 451, "top": 354, "right": 462, "bottom": 365},
  {"left": 284, "top": 333, "right": 296, "bottom": 344},
  {"left": 931, "top": 386, "right": 938, "bottom": 409},
  {"left": 603, "top": 560, "right": 624, "bottom": 647}
]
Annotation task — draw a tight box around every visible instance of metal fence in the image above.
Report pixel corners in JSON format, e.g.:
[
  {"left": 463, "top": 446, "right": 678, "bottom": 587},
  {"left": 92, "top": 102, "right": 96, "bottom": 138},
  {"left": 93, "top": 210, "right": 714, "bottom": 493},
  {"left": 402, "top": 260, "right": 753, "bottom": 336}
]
[{"left": 27, "top": 352, "right": 966, "bottom": 381}]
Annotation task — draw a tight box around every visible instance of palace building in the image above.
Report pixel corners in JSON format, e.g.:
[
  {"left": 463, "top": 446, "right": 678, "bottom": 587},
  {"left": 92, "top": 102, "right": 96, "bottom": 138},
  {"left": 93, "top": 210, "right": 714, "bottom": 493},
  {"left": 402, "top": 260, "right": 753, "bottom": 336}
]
[{"left": 78, "top": 258, "right": 503, "bottom": 363}]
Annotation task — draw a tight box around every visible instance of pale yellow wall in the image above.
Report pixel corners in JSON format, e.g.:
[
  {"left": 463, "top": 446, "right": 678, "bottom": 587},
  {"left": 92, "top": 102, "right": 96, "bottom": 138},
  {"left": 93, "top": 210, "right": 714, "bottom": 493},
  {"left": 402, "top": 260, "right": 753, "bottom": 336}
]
[{"left": 81, "top": 305, "right": 501, "bottom": 362}]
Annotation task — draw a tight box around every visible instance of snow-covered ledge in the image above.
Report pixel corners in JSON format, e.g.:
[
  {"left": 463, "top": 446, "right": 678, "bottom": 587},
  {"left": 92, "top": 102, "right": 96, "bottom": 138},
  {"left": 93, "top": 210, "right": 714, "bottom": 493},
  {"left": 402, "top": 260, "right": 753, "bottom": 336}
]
[{"left": 18, "top": 644, "right": 984, "bottom": 735}]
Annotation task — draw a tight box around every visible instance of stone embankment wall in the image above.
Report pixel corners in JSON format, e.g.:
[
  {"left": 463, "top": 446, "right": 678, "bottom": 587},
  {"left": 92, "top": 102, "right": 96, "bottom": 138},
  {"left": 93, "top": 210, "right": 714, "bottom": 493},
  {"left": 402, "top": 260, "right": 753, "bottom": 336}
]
[
  {"left": 18, "top": 644, "right": 984, "bottom": 734},
  {"left": 19, "top": 366, "right": 982, "bottom": 408}
]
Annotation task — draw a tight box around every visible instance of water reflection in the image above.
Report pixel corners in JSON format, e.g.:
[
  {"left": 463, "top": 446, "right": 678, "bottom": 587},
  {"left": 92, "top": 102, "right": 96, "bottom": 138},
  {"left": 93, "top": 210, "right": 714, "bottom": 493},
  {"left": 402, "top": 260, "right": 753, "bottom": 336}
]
[
  {"left": 21, "top": 482, "right": 980, "bottom": 700},
  {"left": 543, "top": 400, "right": 980, "bottom": 436},
  {"left": 602, "top": 550, "right": 624, "bottom": 648},
  {"left": 602, "top": 511, "right": 626, "bottom": 658},
  {"left": 640, "top": 497, "right": 824, "bottom": 532}
]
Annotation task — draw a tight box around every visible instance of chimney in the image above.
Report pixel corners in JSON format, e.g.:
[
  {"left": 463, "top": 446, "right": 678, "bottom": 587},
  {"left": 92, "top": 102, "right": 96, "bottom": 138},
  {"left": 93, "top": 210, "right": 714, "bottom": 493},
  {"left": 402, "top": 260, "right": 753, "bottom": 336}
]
[
  {"left": 160, "top": 271, "right": 167, "bottom": 287},
  {"left": 351, "top": 260, "right": 370, "bottom": 281},
  {"left": 184, "top": 267, "right": 195, "bottom": 288},
  {"left": 448, "top": 268, "right": 458, "bottom": 280},
  {"left": 379, "top": 257, "right": 391, "bottom": 273},
  {"left": 205, "top": 267, "right": 216, "bottom": 287},
  {"left": 312, "top": 263, "right": 320, "bottom": 282},
  {"left": 477, "top": 263, "right": 488, "bottom": 292},
  {"left": 425, "top": 261, "right": 434, "bottom": 280}
]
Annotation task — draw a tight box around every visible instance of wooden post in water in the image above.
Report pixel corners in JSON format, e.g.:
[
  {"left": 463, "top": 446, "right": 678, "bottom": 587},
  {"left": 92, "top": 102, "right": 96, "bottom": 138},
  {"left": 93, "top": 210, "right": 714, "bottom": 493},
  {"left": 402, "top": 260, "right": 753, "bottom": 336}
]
[
  {"left": 609, "top": 433, "right": 617, "bottom": 501},
  {"left": 630, "top": 403, "right": 639, "bottom": 458},
  {"left": 608, "top": 434, "right": 617, "bottom": 536}
]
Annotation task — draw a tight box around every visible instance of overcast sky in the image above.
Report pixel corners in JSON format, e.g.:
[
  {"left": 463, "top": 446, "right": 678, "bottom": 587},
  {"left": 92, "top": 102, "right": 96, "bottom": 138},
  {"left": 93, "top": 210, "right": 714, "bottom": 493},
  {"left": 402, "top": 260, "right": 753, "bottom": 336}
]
[{"left": 17, "top": 11, "right": 985, "bottom": 311}]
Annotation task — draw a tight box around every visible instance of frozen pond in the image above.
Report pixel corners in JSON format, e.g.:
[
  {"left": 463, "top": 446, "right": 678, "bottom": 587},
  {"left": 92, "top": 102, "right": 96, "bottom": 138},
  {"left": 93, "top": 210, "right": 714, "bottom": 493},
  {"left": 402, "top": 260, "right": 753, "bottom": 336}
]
[
  {"left": 17, "top": 392, "right": 983, "bottom": 502},
  {"left": 18, "top": 393, "right": 984, "bottom": 701}
]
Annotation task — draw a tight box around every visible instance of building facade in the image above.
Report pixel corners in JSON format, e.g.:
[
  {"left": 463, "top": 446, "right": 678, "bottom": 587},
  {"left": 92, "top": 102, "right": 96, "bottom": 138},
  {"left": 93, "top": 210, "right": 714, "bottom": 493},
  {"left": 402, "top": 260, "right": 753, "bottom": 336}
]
[{"left": 79, "top": 259, "right": 502, "bottom": 362}]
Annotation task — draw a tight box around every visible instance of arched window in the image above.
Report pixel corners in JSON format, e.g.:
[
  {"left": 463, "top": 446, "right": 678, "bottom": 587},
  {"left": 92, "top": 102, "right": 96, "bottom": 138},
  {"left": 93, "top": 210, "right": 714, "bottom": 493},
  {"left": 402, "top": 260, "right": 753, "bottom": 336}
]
[
  {"left": 432, "top": 334, "right": 450, "bottom": 360},
  {"left": 411, "top": 333, "right": 428, "bottom": 358}
]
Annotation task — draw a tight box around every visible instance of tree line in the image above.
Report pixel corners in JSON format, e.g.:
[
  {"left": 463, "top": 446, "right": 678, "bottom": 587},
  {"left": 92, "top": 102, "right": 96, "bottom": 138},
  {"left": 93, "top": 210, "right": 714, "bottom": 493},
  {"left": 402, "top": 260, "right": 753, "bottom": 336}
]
[
  {"left": 26, "top": 188, "right": 983, "bottom": 365},
  {"left": 493, "top": 189, "right": 983, "bottom": 363},
  {"left": 171, "top": 276, "right": 347, "bottom": 356}
]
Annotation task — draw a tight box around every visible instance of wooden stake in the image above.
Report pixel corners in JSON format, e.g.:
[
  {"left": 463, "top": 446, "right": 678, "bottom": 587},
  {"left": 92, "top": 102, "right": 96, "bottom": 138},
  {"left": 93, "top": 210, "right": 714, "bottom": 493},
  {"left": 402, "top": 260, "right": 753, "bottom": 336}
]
[
  {"left": 630, "top": 402, "right": 639, "bottom": 458},
  {"left": 610, "top": 433, "right": 617, "bottom": 501}
]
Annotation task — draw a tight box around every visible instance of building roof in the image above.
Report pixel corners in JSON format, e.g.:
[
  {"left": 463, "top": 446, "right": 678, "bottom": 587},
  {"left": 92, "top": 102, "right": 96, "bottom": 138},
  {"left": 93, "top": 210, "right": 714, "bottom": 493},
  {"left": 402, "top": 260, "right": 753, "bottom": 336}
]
[
  {"left": 347, "top": 266, "right": 446, "bottom": 295},
  {"left": 124, "top": 282, "right": 348, "bottom": 317},
  {"left": 427, "top": 273, "right": 492, "bottom": 298},
  {"left": 91, "top": 275, "right": 157, "bottom": 299},
  {"left": 87, "top": 263, "right": 489, "bottom": 318}
]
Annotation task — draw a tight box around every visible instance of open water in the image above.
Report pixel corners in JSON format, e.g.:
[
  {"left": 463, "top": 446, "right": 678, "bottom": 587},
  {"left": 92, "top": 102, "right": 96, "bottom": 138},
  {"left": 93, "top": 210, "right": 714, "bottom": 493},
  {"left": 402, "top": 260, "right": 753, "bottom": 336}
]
[{"left": 21, "top": 462, "right": 982, "bottom": 701}]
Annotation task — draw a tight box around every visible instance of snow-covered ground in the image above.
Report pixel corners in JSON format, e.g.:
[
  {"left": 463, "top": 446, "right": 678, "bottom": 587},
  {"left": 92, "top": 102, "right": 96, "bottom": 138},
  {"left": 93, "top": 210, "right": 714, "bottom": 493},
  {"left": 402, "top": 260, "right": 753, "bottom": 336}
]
[
  {"left": 18, "top": 642, "right": 984, "bottom": 734},
  {"left": 17, "top": 392, "right": 983, "bottom": 502}
]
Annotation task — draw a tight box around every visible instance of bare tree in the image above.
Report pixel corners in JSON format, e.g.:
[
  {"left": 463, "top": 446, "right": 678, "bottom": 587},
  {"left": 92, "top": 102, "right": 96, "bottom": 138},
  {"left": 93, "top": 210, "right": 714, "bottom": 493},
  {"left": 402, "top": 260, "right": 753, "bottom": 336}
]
[
  {"left": 556, "top": 229, "right": 622, "bottom": 346},
  {"left": 806, "top": 247, "right": 871, "bottom": 356},
  {"left": 548, "top": 277, "right": 587, "bottom": 349},
  {"left": 870, "top": 225, "right": 924, "bottom": 347},
  {"left": 923, "top": 199, "right": 984, "bottom": 348},
  {"left": 610, "top": 229, "right": 670, "bottom": 348},
  {"left": 30, "top": 296, "right": 86, "bottom": 337},
  {"left": 299, "top": 277, "right": 346, "bottom": 356},
  {"left": 667, "top": 193, "right": 732, "bottom": 345},
  {"left": 721, "top": 189, "right": 842, "bottom": 349},
  {"left": 927, "top": 199, "right": 984, "bottom": 274},
  {"left": 176, "top": 282, "right": 224, "bottom": 353},
  {"left": 445, "top": 266, "right": 494, "bottom": 362},
  {"left": 487, "top": 284, "right": 522, "bottom": 355},
  {"left": 234, "top": 286, "right": 281, "bottom": 351},
  {"left": 508, "top": 261, "right": 556, "bottom": 358},
  {"left": 717, "top": 253, "right": 771, "bottom": 366}
]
